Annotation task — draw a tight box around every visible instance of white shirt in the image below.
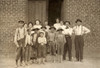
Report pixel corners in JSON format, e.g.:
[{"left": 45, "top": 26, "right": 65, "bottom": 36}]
[
  {"left": 38, "top": 37, "right": 47, "bottom": 45},
  {"left": 62, "top": 27, "right": 73, "bottom": 36},
  {"left": 54, "top": 23, "right": 61, "bottom": 30},
  {"left": 33, "top": 25, "right": 42, "bottom": 29},
  {"left": 73, "top": 25, "right": 90, "bottom": 35},
  {"left": 46, "top": 25, "right": 50, "bottom": 32},
  {"left": 60, "top": 25, "right": 66, "bottom": 30},
  {"left": 25, "top": 34, "right": 32, "bottom": 45},
  {"left": 14, "top": 27, "right": 25, "bottom": 41}
]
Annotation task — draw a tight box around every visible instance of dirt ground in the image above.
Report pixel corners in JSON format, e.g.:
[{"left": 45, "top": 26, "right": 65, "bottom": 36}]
[
  {"left": 0, "top": 47, "right": 100, "bottom": 68},
  {"left": 0, "top": 57, "right": 100, "bottom": 68}
]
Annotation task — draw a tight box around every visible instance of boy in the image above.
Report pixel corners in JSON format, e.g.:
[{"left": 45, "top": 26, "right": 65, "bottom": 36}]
[
  {"left": 25, "top": 29, "right": 33, "bottom": 65},
  {"left": 73, "top": 19, "right": 90, "bottom": 62},
  {"left": 56, "top": 28, "right": 66, "bottom": 63},
  {"left": 31, "top": 28, "right": 40, "bottom": 63},
  {"left": 63, "top": 21, "right": 73, "bottom": 61},
  {"left": 40, "top": 26, "right": 48, "bottom": 38},
  {"left": 54, "top": 18, "right": 61, "bottom": 30},
  {"left": 40, "top": 26, "right": 48, "bottom": 61},
  {"left": 14, "top": 20, "right": 26, "bottom": 67},
  {"left": 38, "top": 32, "right": 47, "bottom": 64},
  {"left": 59, "top": 21, "right": 66, "bottom": 30},
  {"left": 33, "top": 20, "right": 42, "bottom": 29},
  {"left": 48, "top": 26, "right": 56, "bottom": 62},
  {"left": 44, "top": 20, "right": 50, "bottom": 32}
]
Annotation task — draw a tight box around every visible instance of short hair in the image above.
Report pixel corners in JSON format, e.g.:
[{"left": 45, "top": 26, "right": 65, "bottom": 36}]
[
  {"left": 28, "top": 22, "right": 33, "bottom": 26},
  {"left": 64, "top": 21, "right": 70, "bottom": 25},
  {"left": 75, "top": 19, "right": 82, "bottom": 23},
  {"left": 35, "top": 19, "right": 41, "bottom": 24},
  {"left": 56, "top": 18, "right": 60, "bottom": 20},
  {"left": 18, "top": 20, "right": 24, "bottom": 24}
]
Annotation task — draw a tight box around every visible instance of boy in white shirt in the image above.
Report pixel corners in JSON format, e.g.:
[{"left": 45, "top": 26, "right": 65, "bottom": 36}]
[
  {"left": 33, "top": 20, "right": 42, "bottom": 29},
  {"left": 62, "top": 21, "right": 73, "bottom": 61},
  {"left": 38, "top": 32, "right": 47, "bottom": 64},
  {"left": 14, "top": 20, "right": 26, "bottom": 67},
  {"left": 60, "top": 21, "right": 66, "bottom": 30},
  {"left": 54, "top": 18, "right": 61, "bottom": 30},
  {"left": 73, "top": 19, "right": 90, "bottom": 62}
]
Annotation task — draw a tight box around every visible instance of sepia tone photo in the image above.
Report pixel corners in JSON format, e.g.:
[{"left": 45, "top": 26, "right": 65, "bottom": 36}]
[{"left": 0, "top": 0, "right": 100, "bottom": 68}]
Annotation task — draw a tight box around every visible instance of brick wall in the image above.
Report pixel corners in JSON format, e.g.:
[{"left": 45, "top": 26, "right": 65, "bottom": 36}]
[
  {"left": 0, "top": 0, "right": 28, "bottom": 58},
  {"left": 0, "top": 0, "right": 100, "bottom": 58},
  {"left": 61, "top": 0, "right": 100, "bottom": 58}
]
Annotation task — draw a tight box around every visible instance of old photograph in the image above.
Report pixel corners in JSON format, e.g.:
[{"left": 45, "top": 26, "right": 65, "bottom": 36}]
[{"left": 0, "top": 0, "right": 100, "bottom": 68}]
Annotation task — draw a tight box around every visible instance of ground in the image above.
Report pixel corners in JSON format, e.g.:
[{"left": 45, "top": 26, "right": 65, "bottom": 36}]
[
  {"left": 0, "top": 57, "right": 100, "bottom": 68},
  {"left": 0, "top": 47, "right": 100, "bottom": 68}
]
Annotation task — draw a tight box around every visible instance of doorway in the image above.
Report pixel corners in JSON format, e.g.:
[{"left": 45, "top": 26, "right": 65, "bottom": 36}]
[
  {"left": 28, "top": 0, "right": 63, "bottom": 26},
  {"left": 48, "top": 0, "right": 63, "bottom": 26}
]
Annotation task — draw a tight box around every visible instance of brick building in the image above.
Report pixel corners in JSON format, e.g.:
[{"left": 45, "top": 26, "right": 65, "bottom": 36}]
[{"left": 0, "top": 0, "right": 100, "bottom": 58}]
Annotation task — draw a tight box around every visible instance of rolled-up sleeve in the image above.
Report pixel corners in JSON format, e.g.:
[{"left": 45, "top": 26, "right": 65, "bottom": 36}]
[{"left": 83, "top": 26, "right": 90, "bottom": 34}]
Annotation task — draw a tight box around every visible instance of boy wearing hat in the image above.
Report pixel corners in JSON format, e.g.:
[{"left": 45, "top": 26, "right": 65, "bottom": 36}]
[
  {"left": 63, "top": 21, "right": 73, "bottom": 61},
  {"left": 56, "top": 28, "right": 66, "bottom": 63},
  {"left": 14, "top": 20, "right": 26, "bottom": 67},
  {"left": 25, "top": 29, "right": 33, "bottom": 65},
  {"left": 37, "top": 32, "right": 47, "bottom": 64},
  {"left": 40, "top": 26, "right": 48, "bottom": 38},
  {"left": 31, "top": 28, "right": 40, "bottom": 63},
  {"left": 40, "top": 26, "right": 49, "bottom": 61},
  {"left": 48, "top": 26, "right": 57, "bottom": 62},
  {"left": 73, "top": 19, "right": 90, "bottom": 62}
]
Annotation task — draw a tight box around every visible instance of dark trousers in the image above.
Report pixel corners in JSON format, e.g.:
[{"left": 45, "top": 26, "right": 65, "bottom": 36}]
[
  {"left": 25, "top": 44, "right": 31, "bottom": 62},
  {"left": 63, "top": 36, "right": 72, "bottom": 60},
  {"left": 16, "top": 47, "right": 25, "bottom": 64},
  {"left": 16, "top": 38, "right": 25, "bottom": 65},
  {"left": 38, "top": 45, "right": 46, "bottom": 58},
  {"left": 75, "top": 35, "right": 84, "bottom": 61}
]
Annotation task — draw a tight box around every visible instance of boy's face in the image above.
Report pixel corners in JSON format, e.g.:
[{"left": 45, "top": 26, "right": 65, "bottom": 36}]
[
  {"left": 34, "top": 30, "right": 38, "bottom": 33},
  {"left": 36, "top": 21, "right": 40, "bottom": 25},
  {"left": 58, "top": 30, "right": 62, "bottom": 33},
  {"left": 45, "top": 21, "right": 48, "bottom": 25},
  {"left": 60, "top": 21, "right": 63, "bottom": 25},
  {"left": 65, "top": 22, "right": 70, "bottom": 26},
  {"left": 77, "top": 21, "right": 81, "bottom": 26},
  {"left": 56, "top": 19, "right": 59, "bottom": 23},
  {"left": 29, "top": 23, "right": 32, "bottom": 28},
  {"left": 51, "top": 29, "right": 55, "bottom": 32},
  {"left": 40, "top": 33, "right": 44, "bottom": 37},
  {"left": 19, "top": 23, "right": 24, "bottom": 27}
]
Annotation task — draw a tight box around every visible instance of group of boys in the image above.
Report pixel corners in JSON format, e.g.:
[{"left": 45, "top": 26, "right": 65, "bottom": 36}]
[{"left": 14, "top": 19, "right": 90, "bottom": 67}]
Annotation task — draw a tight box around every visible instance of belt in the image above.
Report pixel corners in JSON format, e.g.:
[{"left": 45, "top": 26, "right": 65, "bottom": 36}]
[{"left": 65, "top": 35, "right": 71, "bottom": 37}]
